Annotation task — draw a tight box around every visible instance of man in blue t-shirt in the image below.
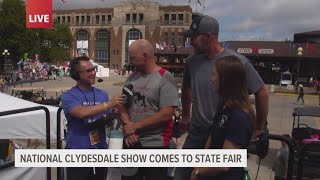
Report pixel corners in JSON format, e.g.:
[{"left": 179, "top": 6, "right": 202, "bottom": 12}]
[{"left": 61, "top": 56, "right": 125, "bottom": 180}]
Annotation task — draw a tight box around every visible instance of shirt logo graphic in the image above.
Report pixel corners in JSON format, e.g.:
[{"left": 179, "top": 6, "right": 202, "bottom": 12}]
[
  {"left": 219, "top": 115, "right": 228, "bottom": 128},
  {"left": 192, "top": 23, "right": 198, "bottom": 30},
  {"left": 134, "top": 92, "right": 146, "bottom": 107}
]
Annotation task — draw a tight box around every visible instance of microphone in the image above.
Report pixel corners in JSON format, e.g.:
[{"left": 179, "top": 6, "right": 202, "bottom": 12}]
[
  {"left": 96, "top": 77, "right": 103, "bottom": 82},
  {"left": 122, "top": 84, "right": 134, "bottom": 106}
]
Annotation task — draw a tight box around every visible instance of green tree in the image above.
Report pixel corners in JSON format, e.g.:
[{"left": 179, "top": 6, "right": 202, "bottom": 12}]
[
  {"left": 47, "top": 23, "right": 73, "bottom": 64},
  {"left": 0, "top": 0, "right": 72, "bottom": 65},
  {"left": 32, "top": 23, "right": 72, "bottom": 64},
  {"left": 0, "top": 0, "right": 34, "bottom": 62}
]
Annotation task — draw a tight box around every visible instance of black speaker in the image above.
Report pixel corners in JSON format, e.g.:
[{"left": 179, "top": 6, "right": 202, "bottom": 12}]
[
  {"left": 69, "top": 59, "right": 80, "bottom": 80},
  {"left": 69, "top": 56, "right": 91, "bottom": 80}
]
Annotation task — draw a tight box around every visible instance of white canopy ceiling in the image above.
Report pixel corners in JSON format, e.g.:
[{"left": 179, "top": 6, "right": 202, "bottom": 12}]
[{"left": 0, "top": 93, "right": 64, "bottom": 140}]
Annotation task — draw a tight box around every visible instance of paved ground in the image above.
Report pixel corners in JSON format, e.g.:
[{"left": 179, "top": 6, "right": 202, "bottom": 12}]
[{"left": 4, "top": 72, "right": 320, "bottom": 180}]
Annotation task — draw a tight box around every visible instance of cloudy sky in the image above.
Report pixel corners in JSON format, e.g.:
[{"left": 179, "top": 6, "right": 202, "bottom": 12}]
[{"left": 53, "top": 0, "right": 320, "bottom": 41}]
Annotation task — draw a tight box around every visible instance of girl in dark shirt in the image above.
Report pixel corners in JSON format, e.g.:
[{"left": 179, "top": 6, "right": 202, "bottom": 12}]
[
  {"left": 172, "top": 110, "right": 183, "bottom": 148},
  {"left": 191, "top": 55, "right": 255, "bottom": 180}
]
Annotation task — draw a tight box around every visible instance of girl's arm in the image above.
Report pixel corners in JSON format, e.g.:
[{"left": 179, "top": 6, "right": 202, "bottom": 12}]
[
  {"left": 204, "top": 133, "right": 212, "bottom": 149},
  {"left": 191, "top": 139, "right": 242, "bottom": 180}
]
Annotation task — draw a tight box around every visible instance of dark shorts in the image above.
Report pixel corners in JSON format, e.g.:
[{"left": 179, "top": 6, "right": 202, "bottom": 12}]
[
  {"left": 172, "top": 128, "right": 182, "bottom": 138},
  {"left": 66, "top": 167, "right": 107, "bottom": 180},
  {"left": 174, "top": 126, "right": 210, "bottom": 180},
  {"left": 274, "top": 176, "right": 286, "bottom": 180},
  {"left": 121, "top": 167, "right": 170, "bottom": 180},
  {"left": 122, "top": 143, "right": 170, "bottom": 180}
]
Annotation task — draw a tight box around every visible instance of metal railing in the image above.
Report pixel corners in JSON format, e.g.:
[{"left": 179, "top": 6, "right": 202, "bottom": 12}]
[{"left": 0, "top": 106, "right": 51, "bottom": 180}]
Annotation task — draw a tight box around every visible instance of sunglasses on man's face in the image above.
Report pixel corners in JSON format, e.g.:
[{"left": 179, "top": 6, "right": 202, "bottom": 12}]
[{"left": 78, "top": 67, "right": 96, "bottom": 73}]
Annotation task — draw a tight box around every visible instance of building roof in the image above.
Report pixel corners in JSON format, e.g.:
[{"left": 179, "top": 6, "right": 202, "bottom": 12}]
[
  {"left": 224, "top": 41, "right": 320, "bottom": 58},
  {"left": 54, "top": 8, "right": 113, "bottom": 14},
  {"left": 155, "top": 41, "right": 320, "bottom": 58},
  {"left": 294, "top": 30, "right": 320, "bottom": 36},
  {"left": 293, "top": 30, "right": 320, "bottom": 43},
  {"left": 159, "top": 5, "right": 192, "bottom": 12}
]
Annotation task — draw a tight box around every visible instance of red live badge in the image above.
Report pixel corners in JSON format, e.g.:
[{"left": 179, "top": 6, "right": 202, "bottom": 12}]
[{"left": 26, "top": 0, "right": 52, "bottom": 28}]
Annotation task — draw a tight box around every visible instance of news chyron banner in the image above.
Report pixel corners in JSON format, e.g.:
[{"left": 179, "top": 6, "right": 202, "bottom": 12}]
[
  {"left": 15, "top": 149, "right": 247, "bottom": 167},
  {"left": 26, "top": 0, "right": 52, "bottom": 28}
]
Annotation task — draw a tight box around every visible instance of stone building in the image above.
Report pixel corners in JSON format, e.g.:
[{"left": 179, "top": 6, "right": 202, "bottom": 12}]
[{"left": 53, "top": 0, "right": 192, "bottom": 68}]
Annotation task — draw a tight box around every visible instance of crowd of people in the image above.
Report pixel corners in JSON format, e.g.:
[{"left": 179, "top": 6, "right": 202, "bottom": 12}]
[
  {"left": 0, "top": 54, "right": 65, "bottom": 86},
  {"left": 113, "top": 64, "right": 134, "bottom": 77},
  {"left": 59, "top": 15, "right": 270, "bottom": 180}
]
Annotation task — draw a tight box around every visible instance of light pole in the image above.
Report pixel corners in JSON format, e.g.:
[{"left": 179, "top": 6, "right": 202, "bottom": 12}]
[
  {"left": 2, "top": 49, "right": 10, "bottom": 71},
  {"left": 297, "top": 47, "right": 303, "bottom": 82}
]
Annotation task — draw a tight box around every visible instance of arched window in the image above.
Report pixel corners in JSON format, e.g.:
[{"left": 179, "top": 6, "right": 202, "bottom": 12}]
[
  {"left": 95, "top": 30, "right": 110, "bottom": 64},
  {"left": 125, "top": 28, "right": 142, "bottom": 64},
  {"left": 76, "top": 29, "right": 89, "bottom": 57}
]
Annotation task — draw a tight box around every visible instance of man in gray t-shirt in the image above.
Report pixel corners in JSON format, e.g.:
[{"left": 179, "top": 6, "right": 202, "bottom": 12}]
[
  {"left": 174, "top": 15, "right": 269, "bottom": 180},
  {"left": 119, "top": 39, "right": 178, "bottom": 180},
  {"left": 184, "top": 49, "right": 264, "bottom": 130},
  {"left": 122, "top": 67, "right": 178, "bottom": 147}
]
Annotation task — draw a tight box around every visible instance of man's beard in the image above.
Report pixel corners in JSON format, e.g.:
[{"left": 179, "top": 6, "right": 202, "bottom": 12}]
[
  {"left": 196, "top": 47, "right": 207, "bottom": 54},
  {"left": 194, "top": 39, "right": 209, "bottom": 54},
  {"left": 134, "top": 65, "right": 145, "bottom": 73}
]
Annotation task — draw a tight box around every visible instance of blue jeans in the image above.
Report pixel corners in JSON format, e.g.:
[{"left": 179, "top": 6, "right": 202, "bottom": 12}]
[{"left": 174, "top": 126, "right": 210, "bottom": 180}]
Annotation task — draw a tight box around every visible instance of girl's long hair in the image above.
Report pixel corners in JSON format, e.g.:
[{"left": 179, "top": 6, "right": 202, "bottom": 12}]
[{"left": 214, "top": 55, "right": 256, "bottom": 127}]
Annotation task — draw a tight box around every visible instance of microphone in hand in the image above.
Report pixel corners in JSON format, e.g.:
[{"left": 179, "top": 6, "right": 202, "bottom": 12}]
[
  {"left": 96, "top": 77, "right": 103, "bottom": 82},
  {"left": 122, "top": 84, "right": 134, "bottom": 107}
]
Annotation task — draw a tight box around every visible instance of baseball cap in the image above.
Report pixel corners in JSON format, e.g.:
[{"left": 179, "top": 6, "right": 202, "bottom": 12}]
[{"left": 184, "top": 15, "right": 219, "bottom": 37}]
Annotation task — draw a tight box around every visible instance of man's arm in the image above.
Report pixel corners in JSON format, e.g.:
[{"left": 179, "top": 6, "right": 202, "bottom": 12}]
[
  {"left": 118, "top": 105, "right": 130, "bottom": 125},
  {"left": 191, "top": 140, "right": 240, "bottom": 179},
  {"left": 180, "top": 59, "right": 192, "bottom": 131},
  {"left": 118, "top": 105, "right": 140, "bottom": 147},
  {"left": 69, "top": 103, "right": 110, "bottom": 120},
  {"left": 244, "top": 58, "right": 269, "bottom": 138},
  {"left": 66, "top": 95, "right": 125, "bottom": 120},
  {"left": 61, "top": 92, "right": 109, "bottom": 120},
  {"left": 181, "top": 79, "right": 192, "bottom": 118},
  {"left": 123, "top": 106, "right": 175, "bottom": 135},
  {"left": 254, "top": 85, "right": 269, "bottom": 131}
]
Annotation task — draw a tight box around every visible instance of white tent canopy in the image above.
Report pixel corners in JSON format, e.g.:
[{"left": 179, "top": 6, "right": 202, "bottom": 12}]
[
  {"left": 280, "top": 70, "right": 292, "bottom": 85},
  {"left": 90, "top": 60, "right": 109, "bottom": 78},
  {"left": 0, "top": 166, "right": 46, "bottom": 180},
  {"left": 0, "top": 93, "right": 65, "bottom": 180},
  {"left": 0, "top": 92, "right": 64, "bottom": 140}
]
